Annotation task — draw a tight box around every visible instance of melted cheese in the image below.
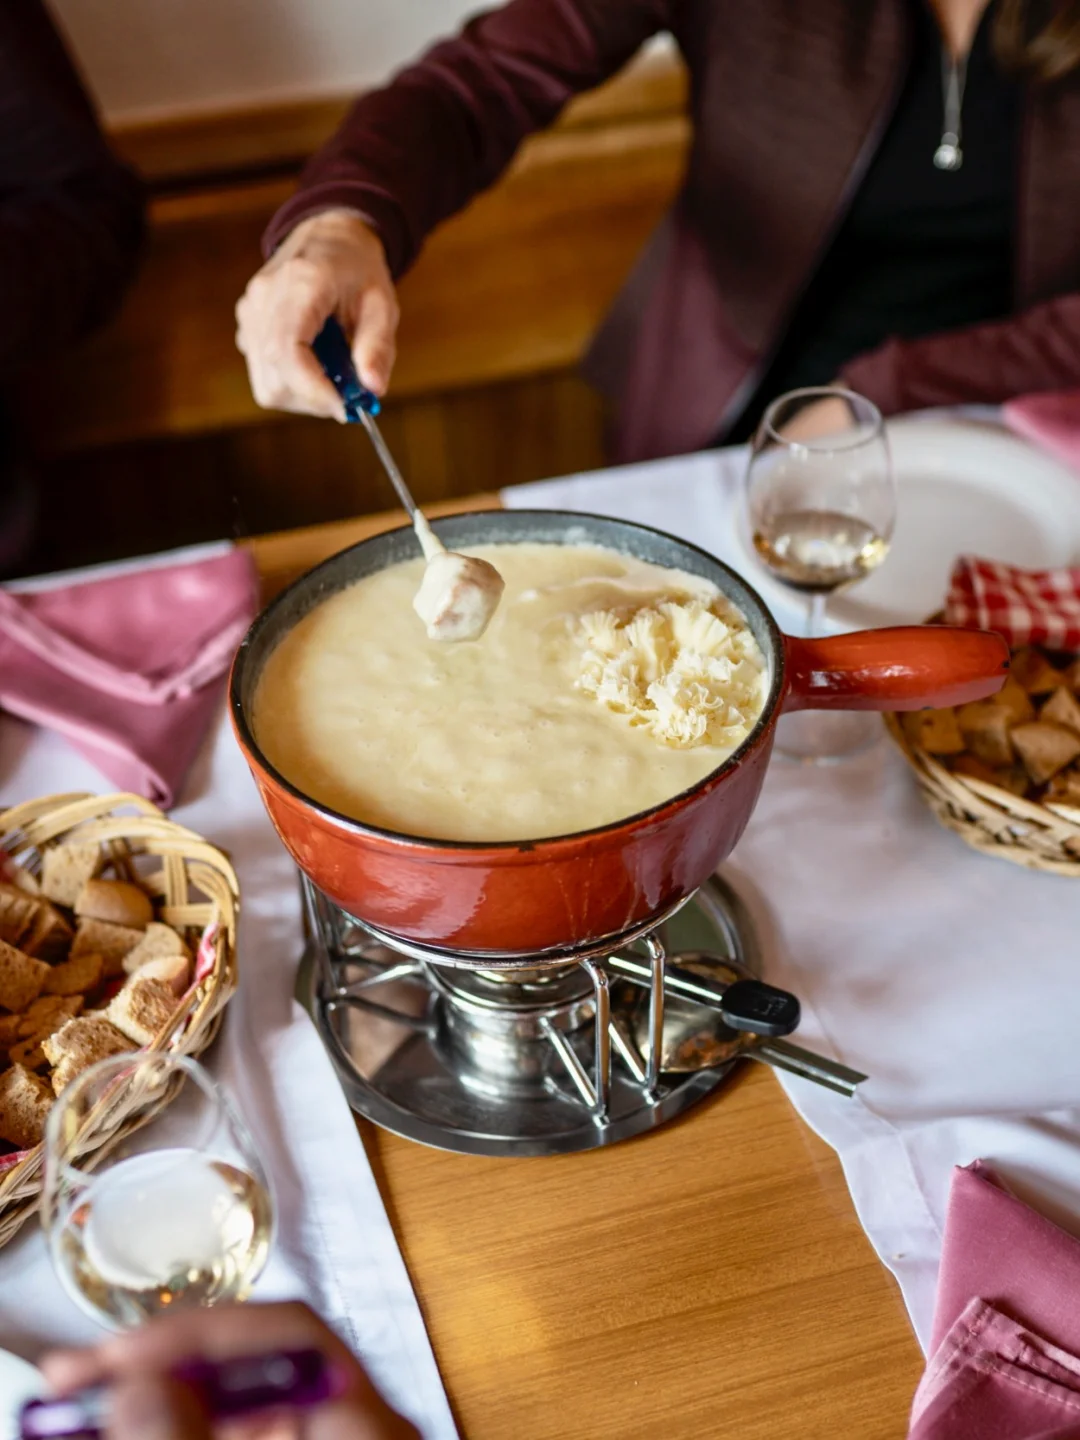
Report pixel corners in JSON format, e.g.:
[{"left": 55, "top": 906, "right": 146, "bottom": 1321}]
[{"left": 253, "top": 543, "right": 769, "bottom": 842}]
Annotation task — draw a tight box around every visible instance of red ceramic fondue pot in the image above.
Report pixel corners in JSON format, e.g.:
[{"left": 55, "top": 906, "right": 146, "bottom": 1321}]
[{"left": 231, "top": 511, "right": 1007, "bottom": 955}]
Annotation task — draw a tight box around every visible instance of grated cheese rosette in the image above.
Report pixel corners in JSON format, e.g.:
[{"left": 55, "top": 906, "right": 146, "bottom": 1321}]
[{"left": 574, "top": 599, "right": 767, "bottom": 749}]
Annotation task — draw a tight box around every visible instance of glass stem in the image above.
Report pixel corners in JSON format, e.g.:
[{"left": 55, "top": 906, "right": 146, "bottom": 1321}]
[{"left": 806, "top": 592, "right": 827, "bottom": 639}]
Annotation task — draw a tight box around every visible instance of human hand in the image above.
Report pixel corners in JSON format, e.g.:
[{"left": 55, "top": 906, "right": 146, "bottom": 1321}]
[
  {"left": 236, "top": 210, "right": 399, "bottom": 422},
  {"left": 770, "top": 385, "right": 856, "bottom": 444},
  {"left": 40, "top": 1300, "right": 419, "bottom": 1440}
]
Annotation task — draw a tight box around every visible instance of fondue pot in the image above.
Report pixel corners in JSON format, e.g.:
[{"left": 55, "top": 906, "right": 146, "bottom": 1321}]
[{"left": 231, "top": 511, "right": 1007, "bottom": 954}]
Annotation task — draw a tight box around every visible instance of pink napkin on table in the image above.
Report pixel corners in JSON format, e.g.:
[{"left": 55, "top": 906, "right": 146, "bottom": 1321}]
[
  {"left": 0, "top": 548, "right": 258, "bottom": 806},
  {"left": 908, "top": 1161, "right": 1080, "bottom": 1439},
  {"left": 1003, "top": 390, "right": 1080, "bottom": 473}
]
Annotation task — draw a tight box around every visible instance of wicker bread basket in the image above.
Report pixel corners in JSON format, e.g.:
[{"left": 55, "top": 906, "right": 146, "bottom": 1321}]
[
  {"left": 0, "top": 792, "right": 239, "bottom": 1248},
  {"left": 884, "top": 713, "right": 1080, "bottom": 877}
]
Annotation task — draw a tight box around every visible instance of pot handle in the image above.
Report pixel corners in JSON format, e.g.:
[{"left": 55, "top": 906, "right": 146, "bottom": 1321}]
[{"left": 783, "top": 626, "right": 1009, "bottom": 713}]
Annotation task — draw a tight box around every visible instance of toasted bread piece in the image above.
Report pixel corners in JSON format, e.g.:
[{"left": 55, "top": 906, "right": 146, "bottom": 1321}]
[
  {"left": 0, "top": 1065, "right": 54, "bottom": 1148},
  {"left": 956, "top": 701, "right": 1015, "bottom": 767},
  {"left": 0, "top": 885, "right": 72, "bottom": 961},
  {"left": 123, "top": 922, "right": 192, "bottom": 996},
  {"left": 71, "top": 917, "right": 144, "bottom": 979},
  {"left": 1010, "top": 647, "right": 1063, "bottom": 696},
  {"left": 13, "top": 995, "right": 84, "bottom": 1074},
  {"left": 991, "top": 764, "right": 1031, "bottom": 797},
  {"left": 105, "top": 977, "right": 177, "bottom": 1047},
  {"left": 0, "top": 940, "right": 49, "bottom": 1013},
  {"left": 902, "top": 707, "right": 965, "bottom": 755},
  {"left": 75, "top": 879, "right": 152, "bottom": 931},
  {"left": 950, "top": 754, "right": 997, "bottom": 785},
  {"left": 42, "top": 1016, "right": 134, "bottom": 1096},
  {"left": 21, "top": 900, "right": 73, "bottom": 963},
  {"left": 950, "top": 754, "right": 1030, "bottom": 798},
  {"left": 1011, "top": 721, "right": 1080, "bottom": 785},
  {"left": 4, "top": 867, "right": 38, "bottom": 897},
  {"left": 18, "top": 995, "right": 83, "bottom": 1040},
  {"left": 40, "top": 843, "right": 101, "bottom": 908},
  {"left": 1065, "top": 656, "right": 1080, "bottom": 693},
  {"left": 992, "top": 675, "right": 1037, "bottom": 727},
  {"left": 122, "top": 922, "right": 191, "bottom": 972},
  {"left": 1046, "top": 765, "right": 1080, "bottom": 808},
  {"left": 1039, "top": 686, "right": 1080, "bottom": 737},
  {"left": 132, "top": 952, "right": 192, "bottom": 996},
  {"left": 43, "top": 951, "right": 103, "bottom": 998},
  {"left": 9, "top": 1037, "right": 49, "bottom": 1071},
  {"left": 0, "top": 884, "right": 37, "bottom": 950}
]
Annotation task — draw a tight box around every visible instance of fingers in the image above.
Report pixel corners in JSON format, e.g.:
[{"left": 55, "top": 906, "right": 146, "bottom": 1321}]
[
  {"left": 42, "top": 1302, "right": 418, "bottom": 1440},
  {"left": 235, "top": 212, "right": 399, "bottom": 418},
  {"left": 41, "top": 1345, "right": 111, "bottom": 1394},
  {"left": 308, "top": 1405, "right": 421, "bottom": 1440},
  {"left": 352, "top": 284, "right": 399, "bottom": 396},
  {"left": 107, "top": 1377, "right": 212, "bottom": 1440},
  {"left": 236, "top": 270, "right": 346, "bottom": 423},
  {"left": 266, "top": 342, "right": 348, "bottom": 422},
  {"left": 778, "top": 394, "right": 854, "bottom": 443},
  {"left": 45, "top": 1301, "right": 349, "bottom": 1386}
]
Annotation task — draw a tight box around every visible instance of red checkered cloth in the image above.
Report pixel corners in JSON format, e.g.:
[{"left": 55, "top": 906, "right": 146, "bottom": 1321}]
[{"left": 946, "top": 556, "right": 1080, "bottom": 650}]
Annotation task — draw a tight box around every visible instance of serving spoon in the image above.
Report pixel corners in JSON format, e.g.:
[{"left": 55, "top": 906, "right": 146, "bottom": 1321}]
[{"left": 312, "top": 317, "right": 505, "bottom": 642}]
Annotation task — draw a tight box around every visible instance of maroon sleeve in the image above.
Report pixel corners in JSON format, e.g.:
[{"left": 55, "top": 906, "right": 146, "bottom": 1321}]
[
  {"left": 263, "top": 0, "right": 674, "bottom": 276},
  {"left": 0, "top": 1, "right": 145, "bottom": 382},
  {"left": 840, "top": 294, "right": 1080, "bottom": 415}
]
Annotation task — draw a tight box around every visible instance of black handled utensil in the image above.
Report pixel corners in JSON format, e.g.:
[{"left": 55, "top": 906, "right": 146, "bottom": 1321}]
[
  {"left": 610, "top": 952, "right": 867, "bottom": 1097},
  {"left": 311, "top": 317, "right": 422, "bottom": 526}
]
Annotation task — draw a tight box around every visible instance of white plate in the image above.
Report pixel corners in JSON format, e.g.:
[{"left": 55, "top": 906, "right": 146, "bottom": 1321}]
[
  {"left": 0, "top": 1349, "right": 43, "bottom": 1440},
  {"left": 746, "top": 415, "right": 1080, "bottom": 630}
]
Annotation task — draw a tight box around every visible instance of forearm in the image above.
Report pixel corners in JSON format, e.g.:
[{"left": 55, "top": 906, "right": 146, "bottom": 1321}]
[
  {"left": 841, "top": 294, "right": 1080, "bottom": 414},
  {"left": 264, "top": 0, "right": 672, "bottom": 274}
]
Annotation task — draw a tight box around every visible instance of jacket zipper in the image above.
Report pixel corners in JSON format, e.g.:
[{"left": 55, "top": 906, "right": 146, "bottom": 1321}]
[{"left": 714, "top": 0, "right": 915, "bottom": 438}]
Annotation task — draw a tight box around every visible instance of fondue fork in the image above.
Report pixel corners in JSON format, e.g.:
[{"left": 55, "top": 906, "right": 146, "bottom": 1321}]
[
  {"left": 311, "top": 317, "right": 505, "bottom": 641},
  {"left": 609, "top": 956, "right": 868, "bottom": 1097},
  {"left": 310, "top": 317, "right": 416, "bottom": 518}
]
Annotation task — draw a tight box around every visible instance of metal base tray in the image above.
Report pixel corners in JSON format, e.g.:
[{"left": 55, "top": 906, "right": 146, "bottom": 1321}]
[{"left": 299, "top": 875, "right": 761, "bottom": 1158}]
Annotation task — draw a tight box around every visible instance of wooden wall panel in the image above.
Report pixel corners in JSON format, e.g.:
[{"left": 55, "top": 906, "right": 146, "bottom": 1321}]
[
  {"left": 20, "top": 115, "right": 684, "bottom": 455},
  {"left": 14, "top": 52, "right": 684, "bottom": 573},
  {"left": 27, "top": 371, "right": 608, "bottom": 573},
  {"left": 108, "top": 46, "right": 687, "bottom": 187}
]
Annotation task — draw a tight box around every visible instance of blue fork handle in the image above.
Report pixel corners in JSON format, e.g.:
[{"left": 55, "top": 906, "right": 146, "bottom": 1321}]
[{"left": 311, "top": 317, "right": 381, "bottom": 421}]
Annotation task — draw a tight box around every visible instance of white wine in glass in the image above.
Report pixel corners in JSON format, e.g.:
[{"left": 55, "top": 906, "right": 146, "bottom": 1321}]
[
  {"left": 746, "top": 387, "right": 896, "bottom": 761},
  {"left": 752, "top": 510, "right": 890, "bottom": 593},
  {"left": 43, "top": 1053, "right": 273, "bottom": 1329}
]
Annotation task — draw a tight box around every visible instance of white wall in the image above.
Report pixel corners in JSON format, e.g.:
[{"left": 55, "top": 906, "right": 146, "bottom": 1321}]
[{"left": 48, "top": 0, "right": 486, "bottom": 124}]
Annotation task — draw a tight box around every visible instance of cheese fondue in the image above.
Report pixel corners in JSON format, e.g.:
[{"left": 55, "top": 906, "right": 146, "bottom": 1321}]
[{"left": 253, "top": 543, "right": 769, "bottom": 842}]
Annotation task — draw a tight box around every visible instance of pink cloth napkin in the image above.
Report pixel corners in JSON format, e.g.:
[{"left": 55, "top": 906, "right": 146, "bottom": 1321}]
[
  {"left": 909, "top": 1161, "right": 1080, "bottom": 1439},
  {"left": 1003, "top": 390, "right": 1080, "bottom": 473},
  {"left": 0, "top": 548, "right": 258, "bottom": 806}
]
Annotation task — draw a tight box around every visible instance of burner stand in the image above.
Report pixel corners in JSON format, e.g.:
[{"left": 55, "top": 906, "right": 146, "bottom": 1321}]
[{"left": 299, "top": 876, "right": 763, "bottom": 1157}]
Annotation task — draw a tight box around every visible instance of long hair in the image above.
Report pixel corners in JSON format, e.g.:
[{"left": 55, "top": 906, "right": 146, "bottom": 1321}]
[{"left": 995, "top": 0, "right": 1080, "bottom": 81}]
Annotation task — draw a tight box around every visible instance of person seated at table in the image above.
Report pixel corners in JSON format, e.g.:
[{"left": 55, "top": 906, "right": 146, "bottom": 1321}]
[
  {"left": 39, "top": 1299, "right": 417, "bottom": 1439},
  {"left": 0, "top": 2, "right": 144, "bottom": 574},
  {"left": 237, "top": 0, "right": 1080, "bottom": 462}
]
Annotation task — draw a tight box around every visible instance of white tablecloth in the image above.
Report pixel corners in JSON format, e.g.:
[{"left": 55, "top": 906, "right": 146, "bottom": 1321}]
[
  {"left": 0, "top": 704, "right": 457, "bottom": 1439},
  {"left": 502, "top": 440, "right": 1080, "bottom": 1353}
]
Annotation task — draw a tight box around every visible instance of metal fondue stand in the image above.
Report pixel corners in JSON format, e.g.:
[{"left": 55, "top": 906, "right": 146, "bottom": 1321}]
[{"left": 301, "top": 874, "right": 865, "bottom": 1158}]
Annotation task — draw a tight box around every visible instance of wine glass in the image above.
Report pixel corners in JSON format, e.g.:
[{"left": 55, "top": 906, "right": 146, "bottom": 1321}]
[
  {"left": 42, "top": 1052, "right": 273, "bottom": 1330},
  {"left": 745, "top": 386, "right": 896, "bottom": 761}
]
